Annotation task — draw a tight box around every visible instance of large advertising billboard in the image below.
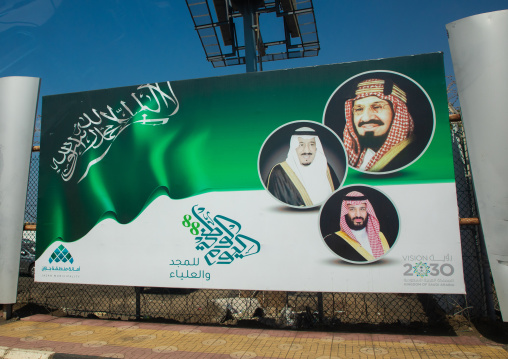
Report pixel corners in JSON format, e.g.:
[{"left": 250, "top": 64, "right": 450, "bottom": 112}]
[{"left": 37, "top": 53, "right": 465, "bottom": 293}]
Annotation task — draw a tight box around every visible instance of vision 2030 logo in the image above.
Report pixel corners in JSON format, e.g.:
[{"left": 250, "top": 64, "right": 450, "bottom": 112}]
[
  {"left": 42, "top": 244, "right": 81, "bottom": 272},
  {"left": 412, "top": 262, "right": 430, "bottom": 277},
  {"left": 403, "top": 261, "right": 454, "bottom": 277}
]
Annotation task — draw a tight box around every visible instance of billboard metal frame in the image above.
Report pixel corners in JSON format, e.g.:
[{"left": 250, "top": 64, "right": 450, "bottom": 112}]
[{"left": 185, "top": 0, "right": 320, "bottom": 71}]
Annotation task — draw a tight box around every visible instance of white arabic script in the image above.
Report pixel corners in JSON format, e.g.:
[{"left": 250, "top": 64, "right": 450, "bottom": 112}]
[{"left": 51, "top": 81, "right": 179, "bottom": 183}]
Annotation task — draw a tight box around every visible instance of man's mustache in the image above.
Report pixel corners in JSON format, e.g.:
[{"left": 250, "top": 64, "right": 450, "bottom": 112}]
[
  {"left": 300, "top": 152, "right": 313, "bottom": 156},
  {"left": 358, "top": 119, "right": 384, "bottom": 127},
  {"left": 352, "top": 217, "right": 365, "bottom": 221}
]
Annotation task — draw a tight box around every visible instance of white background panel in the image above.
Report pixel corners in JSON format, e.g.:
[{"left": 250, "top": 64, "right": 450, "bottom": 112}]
[{"left": 36, "top": 183, "right": 465, "bottom": 294}]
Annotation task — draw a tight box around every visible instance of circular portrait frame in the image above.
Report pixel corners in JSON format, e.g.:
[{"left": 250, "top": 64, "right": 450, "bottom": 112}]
[
  {"left": 319, "top": 184, "right": 400, "bottom": 263},
  {"left": 258, "top": 120, "right": 348, "bottom": 209},
  {"left": 323, "top": 71, "right": 435, "bottom": 174}
]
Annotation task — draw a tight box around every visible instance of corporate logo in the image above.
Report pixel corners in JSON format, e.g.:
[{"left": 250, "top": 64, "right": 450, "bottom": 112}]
[
  {"left": 49, "top": 244, "right": 74, "bottom": 264},
  {"left": 41, "top": 244, "right": 80, "bottom": 275}
]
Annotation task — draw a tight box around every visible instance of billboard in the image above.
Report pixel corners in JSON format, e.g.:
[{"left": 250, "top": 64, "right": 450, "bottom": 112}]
[{"left": 37, "top": 53, "right": 465, "bottom": 293}]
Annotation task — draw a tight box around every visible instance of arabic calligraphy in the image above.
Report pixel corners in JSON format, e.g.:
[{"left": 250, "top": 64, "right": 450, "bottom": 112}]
[
  {"left": 170, "top": 269, "right": 210, "bottom": 281},
  {"left": 42, "top": 266, "right": 81, "bottom": 272},
  {"left": 182, "top": 206, "right": 261, "bottom": 266},
  {"left": 169, "top": 257, "right": 199, "bottom": 266},
  {"left": 51, "top": 81, "right": 179, "bottom": 183}
]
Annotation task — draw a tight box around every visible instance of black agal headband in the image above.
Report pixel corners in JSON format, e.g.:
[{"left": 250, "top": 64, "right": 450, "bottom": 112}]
[
  {"left": 293, "top": 130, "right": 316, "bottom": 136},
  {"left": 343, "top": 195, "right": 368, "bottom": 201}
]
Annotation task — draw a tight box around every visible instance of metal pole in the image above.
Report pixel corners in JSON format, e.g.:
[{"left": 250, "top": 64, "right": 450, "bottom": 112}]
[
  {"left": 317, "top": 292, "right": 324, "bottom": 323},
  {"left": 477, "top": 221, "right": 497, "bottom": 321},
  {"left": 135, "top": 287, "right": 142, "bottom": 320},
  {"left": 241, "top": 1, "right": 258, "bottom": 72},
  {"left": 3, "top": 304, "right": 13, "bottom": 320}
]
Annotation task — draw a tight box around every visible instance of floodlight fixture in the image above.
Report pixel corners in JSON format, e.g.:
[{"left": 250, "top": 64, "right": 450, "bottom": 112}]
[{"left": 185, "top": 0, "right": 320, "bottom": 72}]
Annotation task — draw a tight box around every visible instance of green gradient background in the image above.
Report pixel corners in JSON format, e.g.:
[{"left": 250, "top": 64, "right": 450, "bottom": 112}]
[{"left": 37, "top": 53, "right": 454, "bottom": 258}]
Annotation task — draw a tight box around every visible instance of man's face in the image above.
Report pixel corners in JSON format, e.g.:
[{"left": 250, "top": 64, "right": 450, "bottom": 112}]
[
  {"left": 346, "top": 203, "right": 368, "bottom": 230},
  {"left": 352, "top": 96, "right": 394, "bottom": 139},
  {"left": 295, "top": 137, "right": 316, "bottom": 166}
]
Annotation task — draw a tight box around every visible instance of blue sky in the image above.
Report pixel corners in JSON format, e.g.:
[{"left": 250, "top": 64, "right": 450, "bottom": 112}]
[{"left": 1, "top": 0, "right": 506, "bottom": 100}]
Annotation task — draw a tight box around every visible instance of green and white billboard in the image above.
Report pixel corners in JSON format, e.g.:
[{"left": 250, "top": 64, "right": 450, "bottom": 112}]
[{"left": 37, "top": 53, "right": 465, "bottom": 293}]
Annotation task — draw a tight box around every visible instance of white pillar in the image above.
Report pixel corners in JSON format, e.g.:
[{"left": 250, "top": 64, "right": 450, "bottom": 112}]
[
  {"left": 447, "top": 10, "right": 508, "bottom": 320},
  {"left": 0, "top": 76, "right": 40, "bottom": 305}
]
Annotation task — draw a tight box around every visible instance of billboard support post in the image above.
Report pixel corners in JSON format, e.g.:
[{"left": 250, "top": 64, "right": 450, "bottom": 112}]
[
  {"left": 317, "top": 293, "right": 324, "bottom": 323},
  {"left": 478, "top": 226, "right": 497, "bottom": 320},
  {"left": 3, "top": 304, "right": 13, "bottom": 320},
  {"left": 238, "top": 0, "right": 259, "bottom": 72},
  {"left": 135, "top": 287, "right": 142, "bottom": 320}
]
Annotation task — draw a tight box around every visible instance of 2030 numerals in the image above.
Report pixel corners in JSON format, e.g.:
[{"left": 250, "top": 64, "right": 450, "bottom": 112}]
[{"left": 403, "top": 263, "right": 454, "bottom": 276}]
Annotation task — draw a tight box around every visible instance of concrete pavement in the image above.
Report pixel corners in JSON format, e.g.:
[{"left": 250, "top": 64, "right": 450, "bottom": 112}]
[{"left": 0, "top": 314, "right": 507, "bottom": 358}]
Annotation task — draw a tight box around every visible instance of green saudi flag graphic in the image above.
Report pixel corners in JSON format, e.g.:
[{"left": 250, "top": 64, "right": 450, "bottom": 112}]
[{"left": 38, "top": 53, "right": 454, "bottom": 258}]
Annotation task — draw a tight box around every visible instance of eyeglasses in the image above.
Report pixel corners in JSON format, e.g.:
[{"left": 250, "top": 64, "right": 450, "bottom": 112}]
[{"left": 353, "top": 102, "right": 391, "bottom": 116}]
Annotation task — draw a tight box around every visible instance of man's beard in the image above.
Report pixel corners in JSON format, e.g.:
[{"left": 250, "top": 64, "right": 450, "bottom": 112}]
[
  {"left": 345, "top": 214, "right": 368, "bottom": 230},
  {"left": 358, "top": 132, "right": 387, "bottom": 152},
  {"left": 300, "top": 153, "right": 313, "bottom": 166}
]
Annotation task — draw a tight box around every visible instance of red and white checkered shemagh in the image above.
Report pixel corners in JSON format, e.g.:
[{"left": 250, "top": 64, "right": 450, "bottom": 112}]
[
  {"left": 339, "top": 191, "right": 384, "bottom": 258},
  {"left": 343, "top": 80, "right": 414, "bottom": 170}
]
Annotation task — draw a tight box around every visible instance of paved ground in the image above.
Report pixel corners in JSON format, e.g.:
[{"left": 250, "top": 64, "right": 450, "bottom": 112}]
[{"left": 0, "top": 314, "right": 507, "bottom": 358}]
